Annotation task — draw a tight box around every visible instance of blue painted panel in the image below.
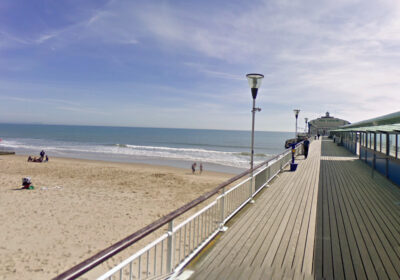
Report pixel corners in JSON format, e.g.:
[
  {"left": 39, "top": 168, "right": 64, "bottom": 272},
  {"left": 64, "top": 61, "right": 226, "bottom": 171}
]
[
  {"left": 360, "top": 146, "right": 368, "bottom": 161},
  {"left": 366, "top": 150, "right": 374, "bottom": 167},
  {"left": 388, "top": 160, "right": 400, "bottom": 186},
  {"left": 376, "top": 156, "right": 386, "bottom": 175}
]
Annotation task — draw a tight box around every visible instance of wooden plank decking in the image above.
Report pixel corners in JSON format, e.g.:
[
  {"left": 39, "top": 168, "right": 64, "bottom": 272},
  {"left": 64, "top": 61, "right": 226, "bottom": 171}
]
[
  {"left": 187, "top": 138, "right": 400, "bottom": 279},
  {"left": 315, "top": 139, "right": 400, "bottom": 280}
]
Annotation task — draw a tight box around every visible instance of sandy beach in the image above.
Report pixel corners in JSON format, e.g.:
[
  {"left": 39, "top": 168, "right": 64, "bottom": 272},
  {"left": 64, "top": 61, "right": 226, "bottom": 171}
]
[{"left": 0, "top": 154, "right": 233, "bottom": 280}]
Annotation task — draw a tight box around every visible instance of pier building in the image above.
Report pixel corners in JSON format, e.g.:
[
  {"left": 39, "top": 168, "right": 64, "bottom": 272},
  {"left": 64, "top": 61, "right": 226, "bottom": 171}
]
[{"left": 308, "top": 112, "right": 349, "bottom": 135}]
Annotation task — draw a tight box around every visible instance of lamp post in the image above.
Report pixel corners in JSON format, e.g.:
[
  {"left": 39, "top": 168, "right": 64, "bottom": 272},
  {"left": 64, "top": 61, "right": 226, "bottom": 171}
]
[
  {"left": 293, "top": 109, "right": 300, "bottom": 138},
  {"left": 246, "top": 73, "right": 264, "bottom": 172},
  {"left": 305, "top": 117, "right": 308, "bottom": 134}
]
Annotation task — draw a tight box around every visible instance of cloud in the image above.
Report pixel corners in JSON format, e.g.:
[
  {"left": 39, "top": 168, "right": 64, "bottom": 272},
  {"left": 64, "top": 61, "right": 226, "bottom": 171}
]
[
  {"left": 1, "top": 0, "right": 400, "bottom": 129},
  {"left": 56, "top": 106, "right": 110, "bottom": 115}
]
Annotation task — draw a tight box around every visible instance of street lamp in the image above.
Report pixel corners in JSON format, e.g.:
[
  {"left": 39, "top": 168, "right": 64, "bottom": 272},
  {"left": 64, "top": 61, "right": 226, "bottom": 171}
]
[
  {"left": 305, "top": 117, "right": 308, "bottom": 133},
  {"left": 246, "top": 73, "right": 264, "bottom": 171},
  {"left": 293, "top": 109, "right": 300, "bottom": 138}
]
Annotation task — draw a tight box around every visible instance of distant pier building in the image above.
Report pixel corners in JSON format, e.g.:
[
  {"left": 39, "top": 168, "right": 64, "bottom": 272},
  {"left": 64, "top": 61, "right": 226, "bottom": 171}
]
[{"left": 308, "top": 112, "right": 349, "bottom": 135}]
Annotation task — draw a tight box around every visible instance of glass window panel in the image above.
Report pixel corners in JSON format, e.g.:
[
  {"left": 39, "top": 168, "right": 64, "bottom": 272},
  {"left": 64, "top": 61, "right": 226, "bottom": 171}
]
[
  {"left": 382, "top": 133, "right": 387, "bottom": 154},
  {"left": 376, "top": 133, "right": 381, "bottom": 151},
  {"left": 371, "top": 133, "right": 375, "bottom": 149},
  {"left": 397, "top": 134, "right": 400, "bottom": 158},
  {"left": 389, "top": 134, "right": 396, "bottom": 157},
  {"left": 369, "top": 133, "right": 372, "bottom": 148},
  {"left": 361, "top": 133, "right": 365, "bottom": 146}
]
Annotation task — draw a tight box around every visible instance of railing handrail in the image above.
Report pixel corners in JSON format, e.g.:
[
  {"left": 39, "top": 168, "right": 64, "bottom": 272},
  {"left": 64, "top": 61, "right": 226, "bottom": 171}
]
[{"left": 53, "top": 146, "right": 300, "bottom": 280}]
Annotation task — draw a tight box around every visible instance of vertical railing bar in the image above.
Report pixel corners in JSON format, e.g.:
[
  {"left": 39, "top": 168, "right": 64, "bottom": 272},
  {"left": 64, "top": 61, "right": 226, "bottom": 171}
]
[
  {"left": 154, "top": 244, "right": 157, "bottom": 277},
  {"left": 146, "top": 250, "right": 150, "bottom": 277},
  {"left": 220, "top": 187, "right": 225, "bottom": 230},
  {"left": 192, "top": 218, "right": 196, "bottom": 250},
  {"left": 188, "top": 221, "right": 192, "bottom": 253},
  {"left": 206, "top": 207, "right": 209, "bottom": 237},
  {"left": 184, "top": 224, "right": 187, "bottom": 258},
  {"left": 160, "top": 240, "right": 164, "bottom": 274},
  {"left": 129, "top": 261, "right": 133, "bottom": 280},
  {"left": 197, "top": 216, "right": 200, "bottom": 247},
  {"left": 138, "top": 255, "right": 142, "bottom": 280},
  {"left": 201, "top": 210, "right": 204, "bottom": 242},
  {"left": 199, "top": 215, "right": 202, "bottom": 245},
  {"left": 119, "top": 268, "right": 122, "bottom": 280},
  {"left": 215, "top": 200, "right": 219, "bottom": 231},
  {"left": 166, "top": 220, "right": 174, "bottom": 273},
  {"left": 194, "top": 216, "right": 197, "bottom": 248},
  {"left": 179, "top": 227, "right": 182, "bottom": 263},
  {"left": 203, "top": 208, "right": 206, "bottom": 240}
]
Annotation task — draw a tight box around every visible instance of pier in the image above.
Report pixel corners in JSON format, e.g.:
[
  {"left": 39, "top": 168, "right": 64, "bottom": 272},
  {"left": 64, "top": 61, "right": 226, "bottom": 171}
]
[
  {"left": 54, "top": 136, "right": 400, "bottom": 280},
  {"left": 186, "top": 138, "right": 400, "bottom": 279}
]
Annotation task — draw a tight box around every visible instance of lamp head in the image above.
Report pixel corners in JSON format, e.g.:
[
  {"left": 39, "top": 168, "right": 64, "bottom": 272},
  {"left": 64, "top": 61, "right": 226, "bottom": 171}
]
[
  {"left": 293, "top": 109, "right": 300, "bottom": 118},
  {"left": 305, "top": 117, "right": 308, "bottom": 122},
  {"left": 246, "top": 73, "right": 264, "bottom": 99}
]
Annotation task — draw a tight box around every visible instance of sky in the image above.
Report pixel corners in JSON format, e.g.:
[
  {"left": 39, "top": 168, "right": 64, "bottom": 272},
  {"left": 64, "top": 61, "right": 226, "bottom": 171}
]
[{"left": 0, "top": 0, "right": 400, "bottom": 131}]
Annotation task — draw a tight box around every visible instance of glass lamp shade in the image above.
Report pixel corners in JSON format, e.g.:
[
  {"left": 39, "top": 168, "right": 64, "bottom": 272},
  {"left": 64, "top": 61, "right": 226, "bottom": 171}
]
[
  {"left": 246, "top": 73, "right": 264, "bottom": 89},
  {"left": 293, "top": 109, "right": 300, "bottom": 117}
]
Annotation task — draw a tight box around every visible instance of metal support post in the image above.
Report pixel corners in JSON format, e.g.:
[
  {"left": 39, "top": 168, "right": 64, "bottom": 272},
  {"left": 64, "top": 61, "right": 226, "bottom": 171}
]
[
  {"left": 386, "top": 133, "right": 389, "bottom": 178},
  {"left": 166, "top": 220, "right": 174, "bottom": 273},
  {"left": 219, "top": 187, "right": 227, "bottom": 231},
  {"left": 250, "top": 99, "right": 257, "bottom": 199}
]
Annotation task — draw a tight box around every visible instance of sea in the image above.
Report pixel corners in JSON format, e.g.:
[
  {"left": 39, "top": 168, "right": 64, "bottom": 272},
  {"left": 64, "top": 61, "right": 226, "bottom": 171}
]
[{"left": 0, "top": 123, "right": 293, "bottom": 174}]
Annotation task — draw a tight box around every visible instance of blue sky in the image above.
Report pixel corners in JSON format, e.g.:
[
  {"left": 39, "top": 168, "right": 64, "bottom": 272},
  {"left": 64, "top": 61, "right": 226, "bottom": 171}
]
[{"left": 1, "top": 0, "right": 399, "bottom": 131}]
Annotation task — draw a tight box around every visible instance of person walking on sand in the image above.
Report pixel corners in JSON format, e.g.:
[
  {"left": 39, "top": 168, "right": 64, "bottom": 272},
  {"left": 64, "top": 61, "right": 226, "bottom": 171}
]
[
  {"left": 199, "top": 163, "right": 203, "bottom": 174},
  {"left": 303, "top": 138, "right": 310, "bottom": 159},
  {"left": 191, "top": 162, "right": 196, "bottom": 174}
]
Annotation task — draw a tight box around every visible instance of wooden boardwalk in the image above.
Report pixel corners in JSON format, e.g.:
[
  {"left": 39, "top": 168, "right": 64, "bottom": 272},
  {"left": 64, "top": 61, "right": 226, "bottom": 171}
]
[{"left": 187, "top": 138, "right": 400, "bottom": 280}]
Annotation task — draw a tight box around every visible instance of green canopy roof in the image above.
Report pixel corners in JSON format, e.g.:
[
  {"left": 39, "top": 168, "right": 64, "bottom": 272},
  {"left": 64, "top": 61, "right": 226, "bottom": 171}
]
[
  {"left": 332, "top": 124, "right": 400, "bottom": 133},
  {"left": 331, "top": 111, "right": 400, "bottom": 133}
]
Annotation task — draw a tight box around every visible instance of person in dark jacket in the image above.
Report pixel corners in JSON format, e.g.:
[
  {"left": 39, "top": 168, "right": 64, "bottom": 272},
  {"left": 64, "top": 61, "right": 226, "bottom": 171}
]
[{"left": 304, "top": 138, "right": 310, "bottom": 159}]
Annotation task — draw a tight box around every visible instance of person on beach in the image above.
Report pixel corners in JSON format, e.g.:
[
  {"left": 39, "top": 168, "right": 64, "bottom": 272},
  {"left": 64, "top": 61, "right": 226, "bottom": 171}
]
[
  {"left": 27, "top": 156, "right": 33, "bottom": 162},
  {"left": 303, "top": 138, "right": 310, "bottom": 159},
  {"left": 40, "top": 150, "right": 45, "bottom": 159},
  {"left": 21, "top": 177, "right": 34, "bottom": 190},
  {"left": 45, "top": 155, "right": 49, "bottom": 162},
  {"left": 200, "top": 163, "right": 203, "bottom": 174},
  {"left": 191, "top": 162, "right": 196, "bottom": 174}
]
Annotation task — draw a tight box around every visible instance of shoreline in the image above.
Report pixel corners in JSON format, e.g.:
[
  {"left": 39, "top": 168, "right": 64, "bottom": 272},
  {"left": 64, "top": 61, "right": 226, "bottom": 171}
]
[
  {"left": 0, "top": 154, "right": 233, "bottom": 279},
  {"left": 11, "top": 150, "right": 247, "bottom": 174}
]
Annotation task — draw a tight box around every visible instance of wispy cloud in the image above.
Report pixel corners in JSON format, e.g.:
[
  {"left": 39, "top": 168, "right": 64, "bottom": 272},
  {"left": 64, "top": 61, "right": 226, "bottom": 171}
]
[
  {"left": 1, "top": 0, "right": 400, "bottom": 129},
  {"left": 56, "top": 106, "right": 110, "bottom": 115}
]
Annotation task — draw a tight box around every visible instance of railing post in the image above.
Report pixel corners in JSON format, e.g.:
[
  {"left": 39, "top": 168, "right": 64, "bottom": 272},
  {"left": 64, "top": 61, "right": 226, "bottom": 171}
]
[
  {"left": 249, "top": 175, "right": 253, "bottom": 198},
  {"left": 219, "top": 187, "right": 226, "bottom": 230},
  {"left": 166, "top": 220, "right": 174, "bottom": 273}
]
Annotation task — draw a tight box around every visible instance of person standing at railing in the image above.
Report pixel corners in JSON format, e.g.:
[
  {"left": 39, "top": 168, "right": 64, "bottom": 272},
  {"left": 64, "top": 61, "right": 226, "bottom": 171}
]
[{"left": 304, "top": 138, "right": 310, "bottom": 159}]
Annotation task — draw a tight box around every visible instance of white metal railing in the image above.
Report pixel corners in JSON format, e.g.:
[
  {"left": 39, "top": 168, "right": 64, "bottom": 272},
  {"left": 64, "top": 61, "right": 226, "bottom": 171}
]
[
  {"left": 53, "top": 143, "right": 304, "bottom": 280},
  {"left": 96, "top": 144, "right": 302, "bottom": 280}
]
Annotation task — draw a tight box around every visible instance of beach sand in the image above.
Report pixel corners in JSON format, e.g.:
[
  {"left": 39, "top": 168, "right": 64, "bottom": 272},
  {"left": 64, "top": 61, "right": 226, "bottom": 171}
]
[{"left": 0, "top": 155, "right": 233, "bottom": 280}]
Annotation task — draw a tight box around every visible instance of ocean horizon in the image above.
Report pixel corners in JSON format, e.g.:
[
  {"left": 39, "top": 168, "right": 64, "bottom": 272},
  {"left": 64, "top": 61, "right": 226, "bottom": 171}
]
[{"left": 0, "top": 123, "right": 294, "bottom": 173}]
